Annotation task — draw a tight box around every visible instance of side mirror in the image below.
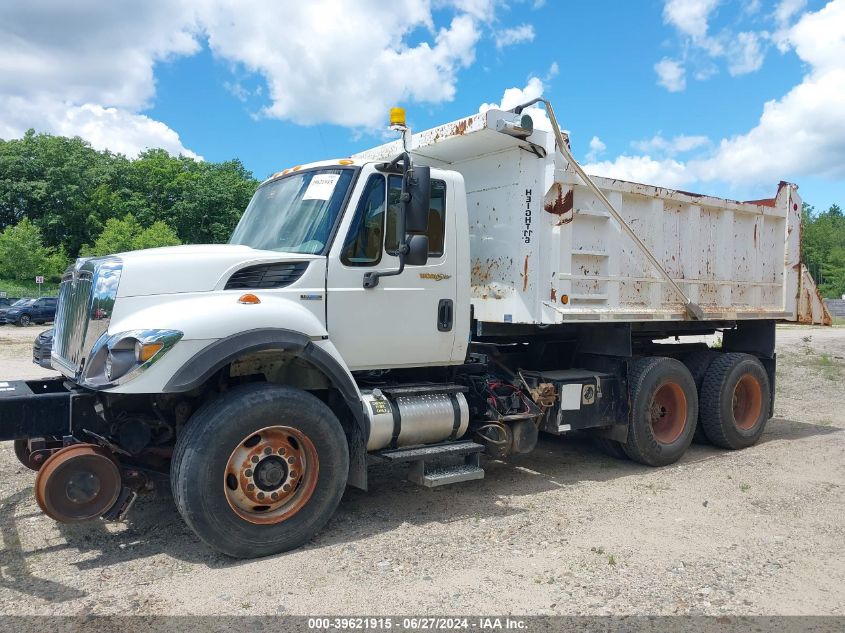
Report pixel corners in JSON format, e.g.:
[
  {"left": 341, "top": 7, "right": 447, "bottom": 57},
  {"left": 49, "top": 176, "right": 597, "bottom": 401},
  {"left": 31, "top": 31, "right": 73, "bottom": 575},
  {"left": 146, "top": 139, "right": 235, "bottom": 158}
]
[
  {"left": 405, "top": 165, "right": 430, "bottom": 234},
  {"left": 405, "top": 234, "right": 429, "bottom": 266}
]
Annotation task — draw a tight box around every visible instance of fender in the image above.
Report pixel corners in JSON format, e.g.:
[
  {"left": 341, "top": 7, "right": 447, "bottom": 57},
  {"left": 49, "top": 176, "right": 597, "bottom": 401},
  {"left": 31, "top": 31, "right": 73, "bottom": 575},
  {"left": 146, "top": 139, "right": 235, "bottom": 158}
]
[{"left": 164, "top": 328, "right": 370, "bottom": 489}]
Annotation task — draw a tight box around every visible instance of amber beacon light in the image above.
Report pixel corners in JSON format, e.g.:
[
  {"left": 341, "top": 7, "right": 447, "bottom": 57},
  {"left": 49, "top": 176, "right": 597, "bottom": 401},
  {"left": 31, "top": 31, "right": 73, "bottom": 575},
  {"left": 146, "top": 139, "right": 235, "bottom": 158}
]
[{"left": 389, "top": 107, "right": 406, "bottom": 128}]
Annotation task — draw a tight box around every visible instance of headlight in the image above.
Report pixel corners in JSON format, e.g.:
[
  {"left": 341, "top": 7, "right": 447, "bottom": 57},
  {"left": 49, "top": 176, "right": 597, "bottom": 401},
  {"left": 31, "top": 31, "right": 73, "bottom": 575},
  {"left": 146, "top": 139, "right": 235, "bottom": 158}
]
[{"left": 82, "top": 329, "right": 182, "bottom": 388}]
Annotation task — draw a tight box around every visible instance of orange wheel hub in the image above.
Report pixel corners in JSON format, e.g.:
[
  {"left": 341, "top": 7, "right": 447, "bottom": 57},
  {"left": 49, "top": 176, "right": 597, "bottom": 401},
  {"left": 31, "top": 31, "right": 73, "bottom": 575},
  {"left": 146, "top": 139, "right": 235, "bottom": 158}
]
[
  {"left": 224, "top": 426, "right": 319, "bottom": 525},
  {"left": 733, "top": 374, "right": 763, "bottom": 430},
  {"left": 649, "top": 382, "right": 688, "bottom": 444}
]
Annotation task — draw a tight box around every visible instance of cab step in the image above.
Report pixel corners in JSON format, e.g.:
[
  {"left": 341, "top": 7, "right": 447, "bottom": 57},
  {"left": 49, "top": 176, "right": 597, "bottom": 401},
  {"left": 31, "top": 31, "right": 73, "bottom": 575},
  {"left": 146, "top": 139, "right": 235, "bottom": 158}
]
[
  {"left": 377, "top": 440, "right": 484, "bottom": 488},
  {"left": 408, "top": 461, "right": 484, "bottom": 488}
]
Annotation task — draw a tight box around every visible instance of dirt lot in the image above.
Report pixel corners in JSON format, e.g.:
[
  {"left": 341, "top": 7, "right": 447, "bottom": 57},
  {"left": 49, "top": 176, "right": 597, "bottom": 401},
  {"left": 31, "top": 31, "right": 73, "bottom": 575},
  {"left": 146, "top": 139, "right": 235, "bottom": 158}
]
[{"left": 0, "top": 323, "right": 843, "bottom": 616}]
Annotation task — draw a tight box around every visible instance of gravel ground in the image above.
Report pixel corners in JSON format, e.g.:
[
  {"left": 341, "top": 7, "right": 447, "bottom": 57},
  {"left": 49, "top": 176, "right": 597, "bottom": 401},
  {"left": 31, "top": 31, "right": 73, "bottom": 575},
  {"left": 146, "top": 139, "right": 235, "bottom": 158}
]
[{"left": 0, "top": 324, "right": 843, "bottom": 616}]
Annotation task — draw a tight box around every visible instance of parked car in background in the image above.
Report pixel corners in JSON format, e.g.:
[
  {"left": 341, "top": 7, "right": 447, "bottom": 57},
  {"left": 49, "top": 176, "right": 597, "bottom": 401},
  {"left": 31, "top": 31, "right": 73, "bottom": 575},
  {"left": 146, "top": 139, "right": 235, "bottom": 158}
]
[
  {"left": 0, "top": 297, "right": 21, "bottom": 307},
  {"left": 0, "top": 298, "right": 32, "bottom": 325},
  {"left": 32, "top": 328, "right": 54, "bottom": 369},
  {"left": 3, "top": 297, "right": 57, "bottom": 326}
]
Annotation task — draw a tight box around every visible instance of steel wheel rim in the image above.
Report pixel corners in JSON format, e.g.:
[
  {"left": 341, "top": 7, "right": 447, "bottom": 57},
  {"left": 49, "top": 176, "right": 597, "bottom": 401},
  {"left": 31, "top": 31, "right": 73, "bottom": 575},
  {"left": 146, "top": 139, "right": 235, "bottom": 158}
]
[
  {"left": 650, "top": 382, "right": 688, "bottom": 444},
  {"left": 224, "top": 425, "right": 319, "bottom": 525},
  {"left": 733, "top": 374, "right": 763, "bottom": 430}
]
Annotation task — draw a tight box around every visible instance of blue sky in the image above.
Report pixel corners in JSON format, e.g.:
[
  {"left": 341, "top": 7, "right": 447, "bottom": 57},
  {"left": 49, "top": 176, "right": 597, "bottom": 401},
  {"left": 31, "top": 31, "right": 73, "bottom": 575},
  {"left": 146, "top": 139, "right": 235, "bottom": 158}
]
[{"left": 1, "top": 0, "right": 843, "bottom": 211}]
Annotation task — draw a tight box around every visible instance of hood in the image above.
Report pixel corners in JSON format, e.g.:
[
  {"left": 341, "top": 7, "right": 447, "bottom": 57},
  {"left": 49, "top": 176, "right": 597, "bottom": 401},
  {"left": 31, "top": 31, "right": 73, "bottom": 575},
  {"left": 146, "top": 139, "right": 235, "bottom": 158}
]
[{"left": 114, "top": 244, "right": 323, "bottom": 297}]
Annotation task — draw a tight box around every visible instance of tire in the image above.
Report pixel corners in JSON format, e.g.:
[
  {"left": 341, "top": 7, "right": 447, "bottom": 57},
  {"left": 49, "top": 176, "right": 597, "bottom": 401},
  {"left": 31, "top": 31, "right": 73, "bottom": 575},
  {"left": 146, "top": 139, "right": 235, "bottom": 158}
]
[
  {"left": 17, "top": 314, "right": 31, "bottom": 327},
  {"left": 14, "top": 439, "right": 40, "bottom": 471},
  {"left": 682, "top": 350, "right": 719, "bottom": 444},
  {"left": 699, "top": 353, "right": 770, "bottom": 450},
  {"left": 623, "top": 357, "right": 698, "bottom": 467},
  {"left": 171, "top": 383, "right": 349, "bottom": 558},
  {"left": 592, "top": 436, "right": 629, "bottom": 460}
]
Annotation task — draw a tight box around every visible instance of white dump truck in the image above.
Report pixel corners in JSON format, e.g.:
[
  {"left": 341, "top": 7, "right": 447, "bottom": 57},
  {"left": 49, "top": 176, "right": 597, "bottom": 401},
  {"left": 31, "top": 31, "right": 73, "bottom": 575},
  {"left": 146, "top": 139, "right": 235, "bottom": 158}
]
[{"left": 0, "top": 101, "right": 830, "bottom": 558}]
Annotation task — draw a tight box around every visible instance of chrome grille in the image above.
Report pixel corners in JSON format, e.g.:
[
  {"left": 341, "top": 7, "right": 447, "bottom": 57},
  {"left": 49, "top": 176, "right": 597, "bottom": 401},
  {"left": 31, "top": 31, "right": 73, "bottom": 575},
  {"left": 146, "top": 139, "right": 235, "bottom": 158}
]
[{"left": 52, "top": 258, "right": 122, "bottom": 379}]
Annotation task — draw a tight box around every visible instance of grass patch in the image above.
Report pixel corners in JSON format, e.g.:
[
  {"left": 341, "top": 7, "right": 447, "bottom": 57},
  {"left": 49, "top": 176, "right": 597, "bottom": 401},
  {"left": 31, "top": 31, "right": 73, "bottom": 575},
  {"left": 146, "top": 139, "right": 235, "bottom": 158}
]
[
  {"left": 740, "top": 483, "right": 751, "bottom": 492},
  {"left": 0, "top": 278, "right": 60, "bottom": 298},
  {"left": 816, "top": 353, "right": 843, "bottom": 381},
  {"left": 781, "top": 349, "right": 844, "bottom": 382}
]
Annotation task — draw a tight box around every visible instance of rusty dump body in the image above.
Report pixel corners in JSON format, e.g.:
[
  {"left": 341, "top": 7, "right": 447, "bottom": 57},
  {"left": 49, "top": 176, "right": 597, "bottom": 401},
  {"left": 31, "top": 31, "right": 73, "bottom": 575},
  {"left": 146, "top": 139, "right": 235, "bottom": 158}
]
[{"left": 356, "top": 109, "right": 830, "bottom": 326}]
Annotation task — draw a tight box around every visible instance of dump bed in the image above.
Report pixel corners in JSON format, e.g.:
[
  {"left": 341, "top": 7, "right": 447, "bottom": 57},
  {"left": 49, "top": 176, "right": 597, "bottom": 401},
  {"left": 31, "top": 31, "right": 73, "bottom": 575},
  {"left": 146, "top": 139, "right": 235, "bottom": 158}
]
[{"left": 356, "top": 109, "right": 814, "bottom": 325}]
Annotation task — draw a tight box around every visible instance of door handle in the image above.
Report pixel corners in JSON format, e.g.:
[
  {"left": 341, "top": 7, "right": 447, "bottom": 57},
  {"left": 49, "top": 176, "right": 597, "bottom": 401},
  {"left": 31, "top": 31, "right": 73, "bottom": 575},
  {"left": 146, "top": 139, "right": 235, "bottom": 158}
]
[{"left": 437, "top": 299, "right": 453, "bottom": 332}]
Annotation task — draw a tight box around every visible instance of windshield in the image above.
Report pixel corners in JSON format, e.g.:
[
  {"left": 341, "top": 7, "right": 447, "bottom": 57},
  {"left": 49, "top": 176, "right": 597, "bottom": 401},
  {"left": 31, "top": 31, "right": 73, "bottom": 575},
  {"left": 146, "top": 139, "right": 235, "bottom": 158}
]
[
  {"left": 12, "top": 299, "right": 33, "bottom": 307},
  {"left": 229, "top": 168, "right": 356, "bottom": 254}
]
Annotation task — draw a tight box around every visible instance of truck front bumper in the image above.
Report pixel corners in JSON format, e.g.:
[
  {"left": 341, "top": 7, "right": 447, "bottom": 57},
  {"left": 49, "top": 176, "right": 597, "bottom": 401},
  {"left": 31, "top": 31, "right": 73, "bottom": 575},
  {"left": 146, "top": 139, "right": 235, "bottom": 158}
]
[{"left": 0, "top": 377, "right": 98, "bottom": 442}]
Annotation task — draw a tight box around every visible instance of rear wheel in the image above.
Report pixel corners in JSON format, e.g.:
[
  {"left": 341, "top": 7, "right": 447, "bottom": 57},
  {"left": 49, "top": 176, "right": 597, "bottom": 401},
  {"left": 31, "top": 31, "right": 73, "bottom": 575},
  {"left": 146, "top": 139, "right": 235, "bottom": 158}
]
[
  {"left": 623, "top": 357, "right": 698, "bottom": 467},
  {"left": 171, "top": 383, "right": 349, "bottom": 558},
  {"left": 682, "top": 350, "right": 719, "bottom": 444},
  {"left": 699, "top": 353, "right": 770, "bottom": 449}
]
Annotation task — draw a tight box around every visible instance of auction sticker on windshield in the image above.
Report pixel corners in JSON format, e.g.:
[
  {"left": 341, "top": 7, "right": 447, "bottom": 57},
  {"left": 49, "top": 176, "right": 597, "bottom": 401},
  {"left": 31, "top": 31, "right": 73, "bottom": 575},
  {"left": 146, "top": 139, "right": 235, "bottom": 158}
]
[{"left": 303, "top": 173, "right": 341, "bottom": 200}]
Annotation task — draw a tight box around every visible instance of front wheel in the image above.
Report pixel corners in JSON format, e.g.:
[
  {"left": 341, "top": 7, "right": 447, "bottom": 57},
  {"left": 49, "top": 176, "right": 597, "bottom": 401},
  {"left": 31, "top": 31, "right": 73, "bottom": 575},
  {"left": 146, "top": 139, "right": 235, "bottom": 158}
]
[
  {"left": 171, "top": 383, "right": 349, "bottom": 558},
  {"left": 17, "top": 314, "right": 31, "bottom": 327}
]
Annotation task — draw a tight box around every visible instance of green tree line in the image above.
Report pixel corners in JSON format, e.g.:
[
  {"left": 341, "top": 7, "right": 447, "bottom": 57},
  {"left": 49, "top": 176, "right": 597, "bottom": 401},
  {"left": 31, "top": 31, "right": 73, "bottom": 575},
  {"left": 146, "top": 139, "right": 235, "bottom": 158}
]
[
  {"left": 0, "top": 130, "right": 258, "bottom": 285},
  {"left": 803, "top": 203, "right": 845, "bottom": 299}
]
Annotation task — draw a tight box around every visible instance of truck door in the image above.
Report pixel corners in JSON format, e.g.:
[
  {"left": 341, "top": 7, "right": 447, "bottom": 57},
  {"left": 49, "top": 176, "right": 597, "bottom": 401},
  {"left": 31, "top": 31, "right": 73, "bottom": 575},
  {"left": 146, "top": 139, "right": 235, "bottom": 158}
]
[{"left": 326, "top": 171, "right": 458, "bottom": 370}]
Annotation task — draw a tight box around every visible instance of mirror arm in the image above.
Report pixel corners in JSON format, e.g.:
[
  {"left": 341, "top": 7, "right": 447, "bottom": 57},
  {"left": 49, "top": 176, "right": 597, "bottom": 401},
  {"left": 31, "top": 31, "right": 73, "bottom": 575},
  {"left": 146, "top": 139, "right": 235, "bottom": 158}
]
[{"left": 363, "top": 152, "right": 412, "bottom": 289}]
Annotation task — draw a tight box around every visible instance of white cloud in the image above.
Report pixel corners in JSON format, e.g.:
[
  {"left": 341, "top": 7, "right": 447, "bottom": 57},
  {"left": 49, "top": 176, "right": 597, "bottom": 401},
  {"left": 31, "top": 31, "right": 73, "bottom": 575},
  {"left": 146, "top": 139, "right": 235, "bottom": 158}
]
[
  {"left": 0, "top": 1, "right": 518, "bottom": 153},
  {"left": 0, "top": 98, "right": 199, "bottom": 158},
  {"left": 590, "top": 0, "right": 845, "bottom": 192},
  {"left": 662, "top": 0, "right": 720, "bottom": 41},
  {"left": 444, "top": 0, "right": 499, "bottom": 22},
  {"left": 631, "top": 134, "right": 710, "bottom": 155},
  {"left": 775, "top": 0, "right": 807, "bottom": 24},
  {"left": 585, "top": 136, "right": 606, "bottom": 163},
  {"left": 202, "top": 3, "right": 483, "bottom": 128},
  {"left": 584, "top": 155, "right": 695, "bottom": 189},
  {"left": 0, "top": 1, "right": 201, "bottom": 111},
  {"left": 655, "top": 58, "right": 687, "bottom": 92},
  {"left": 656, "top": 0, "right": 778, "bottom": 90},
  {"left": 726, "top": 31, "right": 767, "bottom": 76},
  {"left": 494, "top": 24, "right": 535, "bottom": 49},
  {"left": 0, "top": 0, "right": 201, "bottom": 156},
  {"left": 773, "top": 0, "right": 807, "bottom": 50}
]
